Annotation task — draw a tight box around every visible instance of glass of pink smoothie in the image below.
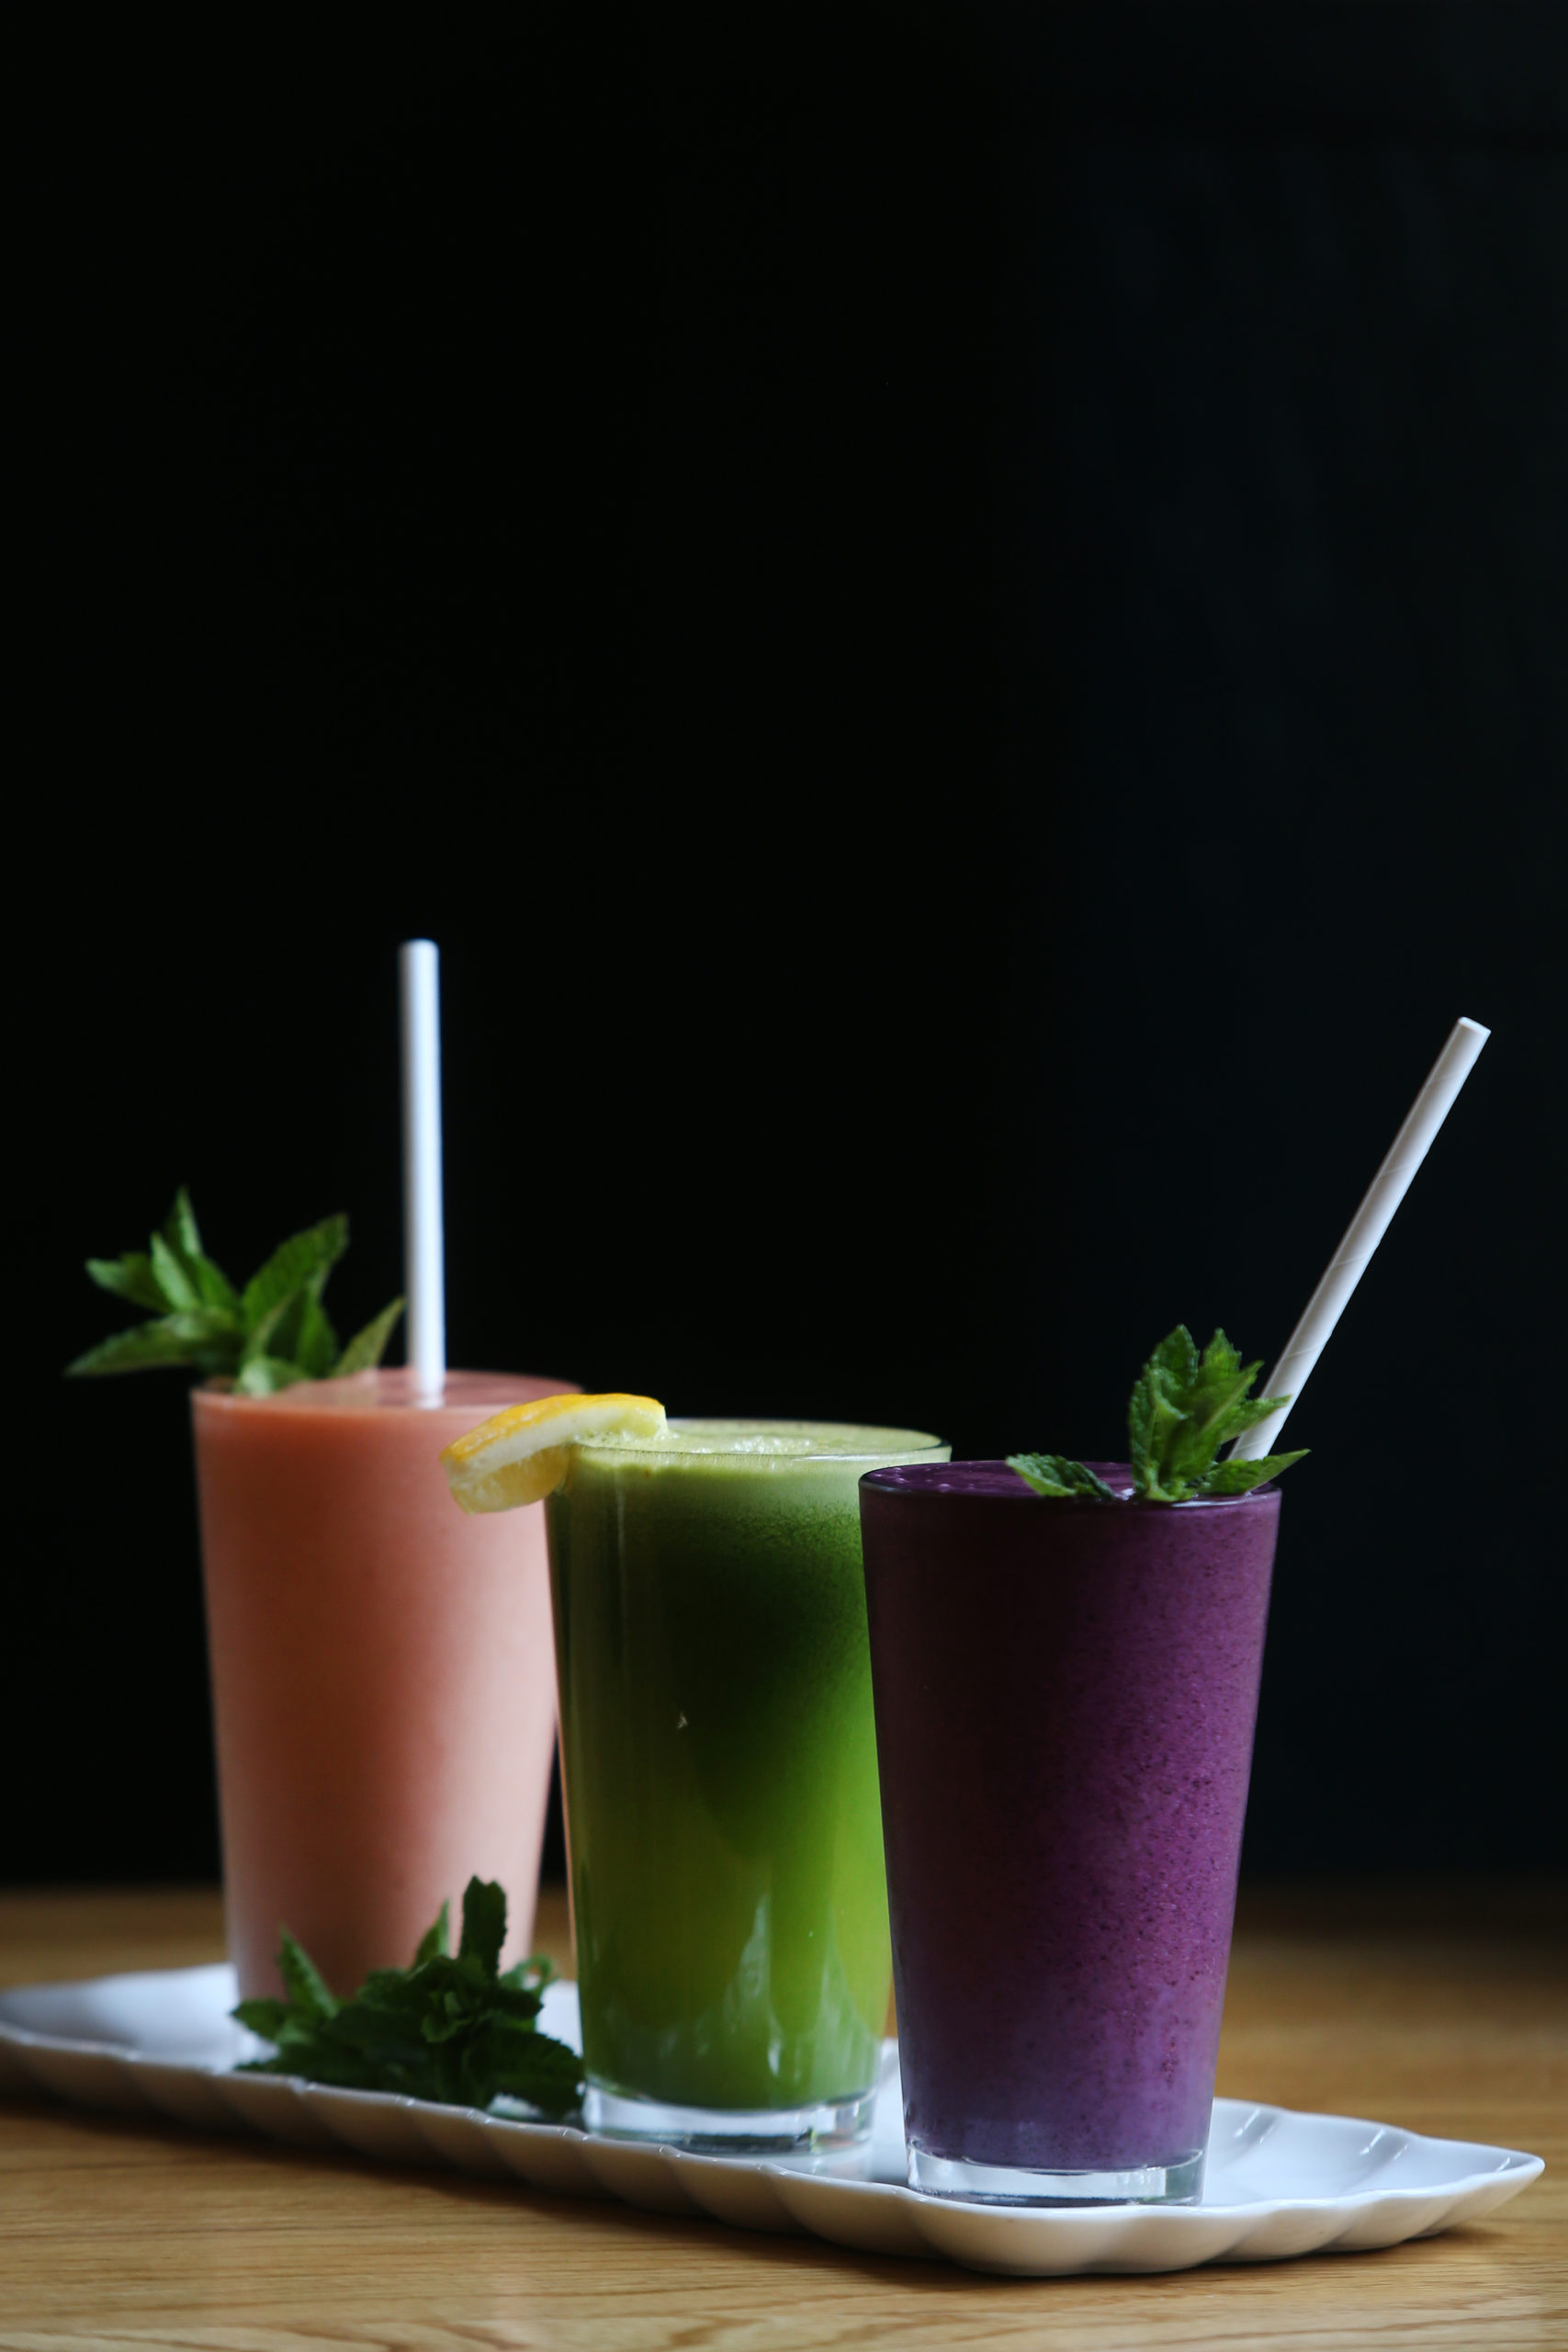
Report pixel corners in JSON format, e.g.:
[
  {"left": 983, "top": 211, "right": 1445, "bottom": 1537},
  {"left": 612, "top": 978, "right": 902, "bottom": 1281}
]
[{"left": 192, "top": 1367, "right": 576, "bottom": 1998}]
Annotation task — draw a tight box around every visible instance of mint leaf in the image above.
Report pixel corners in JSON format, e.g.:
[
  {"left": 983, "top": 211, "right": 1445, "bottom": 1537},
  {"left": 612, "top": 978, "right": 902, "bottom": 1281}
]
[
  {"left": 295, "top": 1292, "right": 339, "bottom": 1377},
  {"left": 474, "top": 2017, "right": 585, "bottom": 2114},
  {"left": 234, "top": 1353, "right": 312, "bottom": 1396},
  {"left": 149, "top": 1231, "right": 202, "bottom": 1314},
  {"left": 187, "top": 1251, "right": 242, "bottom": 1319},
  {"left": 238, "top": 1284, "right": 330, "bottom": 1372},
  {"left": 238, "top": 1294, "right": 294, "bottom": 1363},
  {"left": 66, "top": 1312, "right": 233, "bottom": 1377},
  {"left": 153, "top": 1191, "right": 244, "bottom": 1320},
  {"left": 1129, "top": 1330, "right": 1196, "bottom": 1495},
  {"left": 1007, "top": 1453, "right": 1120, "bottom": 1501},
  {"left": 164, "top": 1187, "right": 205, "bottom": 1263},
  {"left": 334, "top": 1296, "right": 405, "bottom": 1376},
  {"left": 267, "top": 1286, "right": 339, "bottom": 1378},
  {"left": 413, "top": 1902, "right": 451, "bottom": 1965},
  {"left": 233, "top": 1879, "right": 584, "bottom": 2119},
  {"left": 1216, "top": 1392, "right": 1293, "bottom": 1439},
  {"left": 232, "top": 1996, "right": 291, "bottom": 2041},
  {"left": 1166, "top": 1331, "right": 1259, "bottom": 1481},
  {"left": 1153, "top": 1325, "right": 1200, "bottom": 1394},
  {"left": 158, "top": 1307, "right": 238, "bottom": 1350},
  {"left": 276, "top": 1930, "right": 337, "bottom": 2022},
  {"left": 85, "top": 1254, "right": 167, "bottom": 1313},
  {"left": 81, "top": 1195, "right": 241, "bottom": 1335},
  {"left": 1202, "top": 1450, "right": 1309, "bottom": 1495},
  {"left": 1128, "top": 1328, "right": 1198, "bottom": 1500},
  {"left": 460, "top": 1879, "right": 507, "bottom": 1979},
  {"left": 190, "top": 1258, "right": 242, "bottom": 1317},
  {"left": 241, "top": 1216, "right": 349, "bottom": 1331}
]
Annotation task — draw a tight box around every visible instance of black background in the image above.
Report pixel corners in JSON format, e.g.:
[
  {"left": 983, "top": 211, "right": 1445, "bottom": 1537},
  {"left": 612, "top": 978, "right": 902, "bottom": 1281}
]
[{"left": 12, "top": 6, "right": 1566, "bottom": 1885}]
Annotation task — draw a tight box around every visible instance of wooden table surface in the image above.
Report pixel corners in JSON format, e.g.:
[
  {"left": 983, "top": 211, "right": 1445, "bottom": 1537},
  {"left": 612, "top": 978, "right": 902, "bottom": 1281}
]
[{"left": 0, "top": 1878, "right": 1562, "bottom": 2349}]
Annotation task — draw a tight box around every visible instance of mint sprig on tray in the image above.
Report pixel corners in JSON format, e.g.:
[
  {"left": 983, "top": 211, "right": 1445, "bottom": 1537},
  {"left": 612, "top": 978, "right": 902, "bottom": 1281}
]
[
  {"left": 66, "top": 1188, "right": 403, "bottom": 1396},
  {"left": 1010, "top": 1326, "right": 1308, "bottom": 1504},
  {"left": 233, "top": 1877, "right": 585, "bottom": 2118}
]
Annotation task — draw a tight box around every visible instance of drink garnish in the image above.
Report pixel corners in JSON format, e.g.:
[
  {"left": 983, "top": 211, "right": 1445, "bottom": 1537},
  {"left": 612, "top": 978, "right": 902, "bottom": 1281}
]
[
  {"left": 66, "top": 1187, "right": 404, "bottom": 1395},
  {"left": 442, "top": 1391, "right": 668, "bottom": 1512},
  {"left": 1009, "top": 1327, "right": 1308, "bottom": 1502},
  {"left": 1004, "top": 1456, "right": 1123, "bottom": 1501},
  {"left": 231, "top": 1876, "right": 584, "bottom": 2117}
]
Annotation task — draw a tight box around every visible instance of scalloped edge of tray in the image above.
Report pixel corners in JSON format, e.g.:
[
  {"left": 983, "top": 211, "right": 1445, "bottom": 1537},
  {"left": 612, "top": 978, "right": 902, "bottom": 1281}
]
[{"left": 0, "top": 1966, "right": 1542, "bottom": 2277}]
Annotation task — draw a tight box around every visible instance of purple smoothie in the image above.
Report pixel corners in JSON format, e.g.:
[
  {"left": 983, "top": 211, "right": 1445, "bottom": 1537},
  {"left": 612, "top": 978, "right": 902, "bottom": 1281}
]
[{"left": 859, "top": 1461, "right": 1279, "bottom": 2193}]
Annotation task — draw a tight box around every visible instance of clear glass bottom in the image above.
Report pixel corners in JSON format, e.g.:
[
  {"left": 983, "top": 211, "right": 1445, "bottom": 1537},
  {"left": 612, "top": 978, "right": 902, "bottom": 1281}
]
[
  {"left": 908, "top": 2145, "right": 1205, "bottom": 2205},
  {"left": 584, "top": 2080, "right": 879, "bottom": 2156}
]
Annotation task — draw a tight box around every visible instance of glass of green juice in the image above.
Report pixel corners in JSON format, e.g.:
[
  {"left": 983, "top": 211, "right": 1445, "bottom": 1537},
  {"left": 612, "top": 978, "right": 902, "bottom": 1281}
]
[{"left": 547, "top": 1419, "right": 947, "bottom": 2153}]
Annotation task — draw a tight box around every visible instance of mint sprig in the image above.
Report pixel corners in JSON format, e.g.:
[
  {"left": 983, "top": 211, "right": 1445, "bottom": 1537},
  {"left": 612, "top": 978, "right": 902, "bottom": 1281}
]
[
  {"left": 67, "top": 1188, "right": 403, "bottom": 1395},
  {"left": 1008, "top": 1325, "right": 1308, "bottom": 1504},
  {"left": 232, "top": 1876, "right": 585, "bottom": 2118}
]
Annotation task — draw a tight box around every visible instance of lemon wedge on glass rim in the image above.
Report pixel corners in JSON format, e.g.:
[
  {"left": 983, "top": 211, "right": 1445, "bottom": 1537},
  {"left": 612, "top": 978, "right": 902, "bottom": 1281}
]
[{"left": 440, "top": 1392, "right": 667, "bottom": 1514}]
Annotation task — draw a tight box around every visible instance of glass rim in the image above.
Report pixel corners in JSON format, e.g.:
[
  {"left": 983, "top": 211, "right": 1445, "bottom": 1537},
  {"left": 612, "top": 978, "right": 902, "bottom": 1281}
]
[
  {"left": 579, "top": 1416, "right": 947, "bottom": 1464},
  {"left": 190, "top": 1368, "right": 576, "bottom": 1416},
  {"left": 860, "top": 1457, "right": 1283, "bottom": 1505}
]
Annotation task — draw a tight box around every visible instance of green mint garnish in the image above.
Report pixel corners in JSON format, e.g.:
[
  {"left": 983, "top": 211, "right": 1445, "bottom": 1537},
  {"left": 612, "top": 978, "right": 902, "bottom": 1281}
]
[
  {"left": 232, "top": 1876, "right": 585, "bottom": 2118},
  {"left": 1007, "top": 1325, "right": 1308, "bottom": 1505},
  {"left": 66, "top": 1188, "right": 403, "bottom": 1395},
  {"left": 1009, "top": 1454, "right": 1122, "bottom": 1501},
  {"left": 1127, "top": 1326, "right": 1305, "bottom": 1500}
]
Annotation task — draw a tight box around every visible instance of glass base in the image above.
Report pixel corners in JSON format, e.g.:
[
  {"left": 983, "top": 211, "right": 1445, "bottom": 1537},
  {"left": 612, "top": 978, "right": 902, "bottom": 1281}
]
[
  {"left": 584, "top": 2080, "right": 878, "bottom": 2156},
  {"left": 908, "top": 2145, "right": 1205, "bottom": 2205}
]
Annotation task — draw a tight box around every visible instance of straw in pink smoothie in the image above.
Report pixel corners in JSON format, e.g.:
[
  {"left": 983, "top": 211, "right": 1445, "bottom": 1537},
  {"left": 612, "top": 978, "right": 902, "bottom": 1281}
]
[{"left": 399, "top": 939, "right": 446, "bottom": 1396}]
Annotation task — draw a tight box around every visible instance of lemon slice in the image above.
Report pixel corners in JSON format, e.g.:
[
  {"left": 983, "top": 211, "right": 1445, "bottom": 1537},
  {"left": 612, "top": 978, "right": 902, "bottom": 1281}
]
[{"left": 441, "top": 1392, "right": 667, "bottom": 1514}]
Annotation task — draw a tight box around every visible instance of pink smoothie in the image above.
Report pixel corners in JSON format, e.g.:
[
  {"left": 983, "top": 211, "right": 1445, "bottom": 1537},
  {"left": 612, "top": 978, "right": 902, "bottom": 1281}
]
[{"left": 192, "top": 1368, "right": 576, "bottom": 1998}]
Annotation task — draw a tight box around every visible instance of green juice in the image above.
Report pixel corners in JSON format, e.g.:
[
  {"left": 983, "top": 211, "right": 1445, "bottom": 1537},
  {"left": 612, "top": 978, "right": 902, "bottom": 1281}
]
[{"left": 547, "top": 1420, "right": 945, "bottom": 2142}]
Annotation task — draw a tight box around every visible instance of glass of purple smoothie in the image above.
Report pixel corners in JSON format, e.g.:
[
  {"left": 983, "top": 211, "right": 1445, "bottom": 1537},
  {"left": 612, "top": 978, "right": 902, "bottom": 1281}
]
[{"left": 859, "top": 1460, "right": 1280, "bottom": 2203}]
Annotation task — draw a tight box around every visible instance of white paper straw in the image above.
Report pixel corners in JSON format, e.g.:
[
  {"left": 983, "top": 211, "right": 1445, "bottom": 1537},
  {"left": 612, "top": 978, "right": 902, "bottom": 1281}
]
[
  {"left": 1229, "top": 1016, "right": 1490, "bottom": 1460},
  {"left": 399, "top": 939, "right": 446, "bottom": 1396}
]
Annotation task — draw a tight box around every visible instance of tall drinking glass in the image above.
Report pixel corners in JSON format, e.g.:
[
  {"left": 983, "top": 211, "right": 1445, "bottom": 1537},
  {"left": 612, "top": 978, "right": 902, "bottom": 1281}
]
[
  {"left": 547, "top": 1419, "right": 947, "bottom": 2153},
  {"left": 194, "top": 1367, "right": 576, "bottom": 1998},
  {"left": 860, "top": 1461, "right": 1279, "bottom": 2203}
]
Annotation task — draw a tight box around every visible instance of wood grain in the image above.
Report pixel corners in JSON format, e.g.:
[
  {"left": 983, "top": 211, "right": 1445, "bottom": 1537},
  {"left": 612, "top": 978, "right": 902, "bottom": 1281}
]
[{"left": 0, "top": 1879, "right": 1562, "bottom": 2349}]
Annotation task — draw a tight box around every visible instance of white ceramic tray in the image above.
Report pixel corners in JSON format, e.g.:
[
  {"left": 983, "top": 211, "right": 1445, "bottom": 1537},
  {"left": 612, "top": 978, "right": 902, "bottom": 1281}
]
[{"left": 0, "top": 1965, "right": 1541, "bottom": 2277}]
